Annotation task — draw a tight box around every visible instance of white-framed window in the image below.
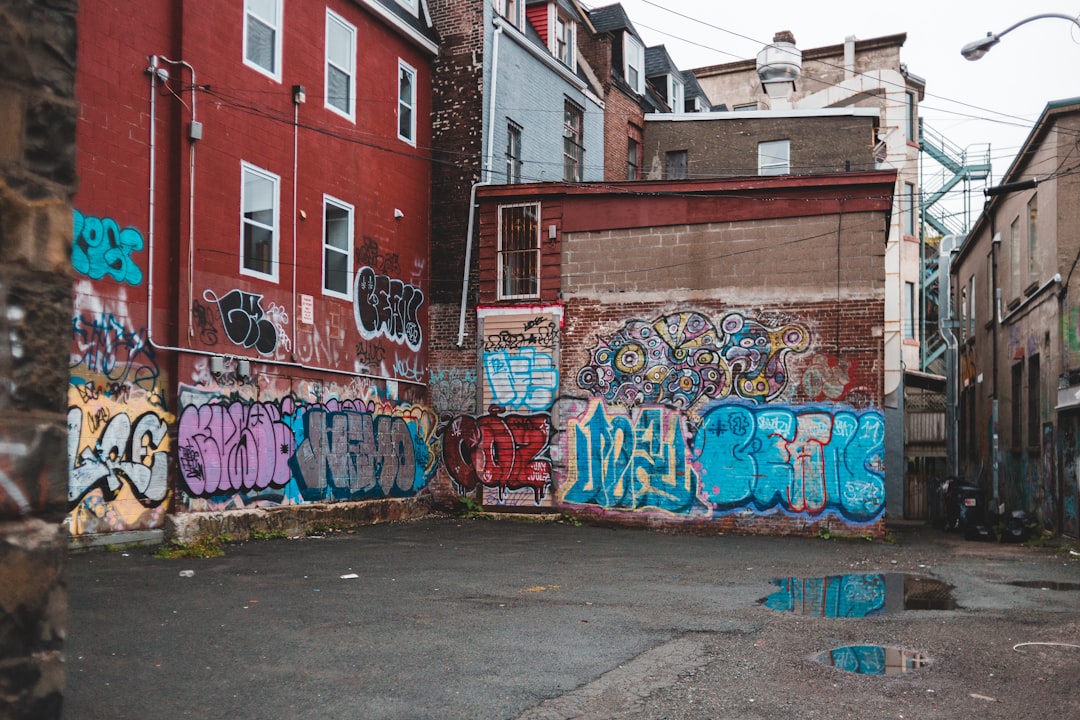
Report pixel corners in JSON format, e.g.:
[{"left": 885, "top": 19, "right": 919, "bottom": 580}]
[
  {"left": 241, "top": 162, "right": 280, "bottom": 281},
  {"left": 394, "top": 0, "right": 418, "bottom": 15},
  {"left": 325, "top": 10, "right": 356, "bottom": 120},
  {"left": 968, "top": 274, "right": 976, "bottom": 337},
  {"left": 323, "top": 195, "right": 353, "bottom": 299},
  {"left": 499, "top": 0, "right": 522, "bottom": 28},
  {"left": 553, "top": 12, "right": 575, "bottom": 70},
  {"left": 758, "top": 140, "right": 789, "bottom": 175},
  {"left": 1010, "top": 215, "right": 1021, "bottom": 297},
  {"left": 244, "top": 0, "right": 282, "bottom": 81},
  {"left": 398, "top": 59, "right": 417, "bottom": 145},
  {"left": 905, "top": 91, "right": 917, "bottom": 142},
  {"left": 959, "top": 285, "right": 967, "bottom": 342},
  {"left": 498, "top": 203, "right": 541, "bottom": 300},
  {"left": 668, "top": 74, "right": 685, "bottom": 113},
  {"left": 506, "top": 120, "right": 523, "bottom": 184},
  {"left": 624, "top": 33, "right": 644, "bottom": 94},
  {"left": 563, "top": 99, "right": 584, "bottom": 182},
  {"left": 627, "top": 136, "right": 640, "bottom": 180}
]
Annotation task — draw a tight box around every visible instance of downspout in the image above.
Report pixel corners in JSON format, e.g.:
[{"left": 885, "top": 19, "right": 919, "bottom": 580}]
[
  {"left": 458, "top": 20, "right": 503, "bottom": 346},
  {"left": 939, "top": 234, "right": 961, "bottom": 479},
  {"left": 292, "top": 98, "right": 299, "bottom": 359},
  {"left": 147, "top": 55, "right": 158, "bottom": 337},
  {"left": 156, "top": 56, "right": 197, "bottom": 341}
]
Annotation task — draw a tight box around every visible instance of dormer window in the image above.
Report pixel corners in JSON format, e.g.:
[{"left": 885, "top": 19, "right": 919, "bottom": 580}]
[
  {"left": 394, "top": 0, "right": 419, "bottom": 15},
  {"left": 624, "top": 33, "right": 644, "bottom": 94},
  {"left": 499, "top": 0, "right": 522, "bottom": 28},
  {"left": 668, "top": 75, "right": 685, "bottom": 113},
  {"left": 553, "top": 11, "right": 575, "bottom": 70}
]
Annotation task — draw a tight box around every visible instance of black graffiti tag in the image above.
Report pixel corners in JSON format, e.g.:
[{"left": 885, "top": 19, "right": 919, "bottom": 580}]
[
  {"left": 204, "top": 288, "right": 277, "bottom": 355},
  {"left": 353, "top": 266, "right": 424, "bottom": 351}
]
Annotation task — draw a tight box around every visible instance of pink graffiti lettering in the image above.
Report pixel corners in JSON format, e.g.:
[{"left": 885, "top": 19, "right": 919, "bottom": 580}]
[{"left": 177, "top": 402, "right": 294, "bottom": 496}]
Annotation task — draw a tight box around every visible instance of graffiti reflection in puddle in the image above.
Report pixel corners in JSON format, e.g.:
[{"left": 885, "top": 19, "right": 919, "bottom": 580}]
[
  {"left": 758, "top": 573, "right": 956, "bottom": 617},
  {"left": 817, "top": 645, "right": 930, "bottom": 675}
]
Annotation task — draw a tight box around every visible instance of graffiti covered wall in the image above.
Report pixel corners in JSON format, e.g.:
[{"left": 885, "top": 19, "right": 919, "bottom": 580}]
[
  {"left": 68, "top": 209, "right": 439, "bottom": 537},
  {"left": 438, "top": 310, "right": 561, "bottom": 508},
  {"left": 68, "top": 213, "right": 174, "bottom": 536},
  {"left": 175, "top": 363, "right": 437, "bottom": 511},
  {"left": 557, "top": 302, "right": 886, "bottom": 535}
]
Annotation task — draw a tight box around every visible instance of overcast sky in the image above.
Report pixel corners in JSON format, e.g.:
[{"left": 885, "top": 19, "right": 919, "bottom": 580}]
[{"left": 608, "top": 0, "right": 1080, "bottom": 188}]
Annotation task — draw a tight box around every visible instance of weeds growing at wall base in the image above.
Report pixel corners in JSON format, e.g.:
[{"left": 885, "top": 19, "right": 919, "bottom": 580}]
[{"left": 153, "top": 534, "right": 232, "bottom": 559}]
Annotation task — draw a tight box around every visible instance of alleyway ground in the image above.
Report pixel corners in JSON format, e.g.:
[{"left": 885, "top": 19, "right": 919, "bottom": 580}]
[{"left": 64, "top": 517, "right": 1080, "bottom": 719}]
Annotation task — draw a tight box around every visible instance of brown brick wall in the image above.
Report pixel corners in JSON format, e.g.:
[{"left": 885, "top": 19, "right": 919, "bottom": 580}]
[
  {"left": 428, "top": 0, "right": 485, "bottom": 305},
  {"left": 642, "top": 115, "right": 879, "bottom": 178}
]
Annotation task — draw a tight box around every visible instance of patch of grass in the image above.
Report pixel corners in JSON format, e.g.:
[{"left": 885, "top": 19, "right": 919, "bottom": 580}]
[
  {"left": 818, "top": 526, "right": 878, "bottom": 542},
  {"left": 1025, "top": 528, "right": 1055, "bottom": 548},
  {"left": 153, "top": 534, "right": 231, "bottom": 559},
  {"left": 559, "top": 513, "right": 583, "bottom": 526},
  {"left": 250, "top": 529, "right": 288, "bottom": 540},
  {"left": 455, "top": 496, "right": 490, "bottom": 519}
]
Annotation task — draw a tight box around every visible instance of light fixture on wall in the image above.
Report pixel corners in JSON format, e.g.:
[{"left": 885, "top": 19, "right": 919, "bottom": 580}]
[
  {"left": 209, "top": 356, "right": 224, "bottom": 375},
  {"left": 394, "top": 208, "right": 404, "bottom": 219},
  {"left": 237, "top": 359, "right": 251, "bottom": 380}
]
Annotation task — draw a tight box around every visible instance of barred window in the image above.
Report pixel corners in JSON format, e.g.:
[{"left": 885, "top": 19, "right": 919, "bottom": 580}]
[{"left": 498, "top": 203, "right": 540, "bottom": 299}]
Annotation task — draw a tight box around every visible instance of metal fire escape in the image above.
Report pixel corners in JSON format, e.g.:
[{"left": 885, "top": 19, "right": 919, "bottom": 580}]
[{"left": 918, "top": 120, "right": 992, "bottom": 374}]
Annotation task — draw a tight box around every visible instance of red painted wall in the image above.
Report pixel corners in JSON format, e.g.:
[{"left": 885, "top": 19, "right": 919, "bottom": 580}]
[{"left": 71, "top": 0, "right": 436, "bottom": 538}]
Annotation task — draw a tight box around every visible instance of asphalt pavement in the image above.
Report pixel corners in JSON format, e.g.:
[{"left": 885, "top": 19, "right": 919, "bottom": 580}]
[{"left": 63, "top": 517, "right": 1080, "bottom": 720}]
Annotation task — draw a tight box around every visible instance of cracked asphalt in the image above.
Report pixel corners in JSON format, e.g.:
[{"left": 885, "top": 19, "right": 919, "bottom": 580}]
[{"left": 63, "top": 517, "right": 1080, "bottom": 719}]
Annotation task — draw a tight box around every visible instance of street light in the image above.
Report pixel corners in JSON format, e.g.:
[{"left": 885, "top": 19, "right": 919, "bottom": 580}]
[{"left": 961, "top": 12, "right": 1080, "bottom": 60}]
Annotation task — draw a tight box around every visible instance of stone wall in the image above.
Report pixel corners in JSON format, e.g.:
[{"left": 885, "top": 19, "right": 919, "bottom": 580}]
[{"left": 0, "top": 0, "right": 78, "bottom": 717}]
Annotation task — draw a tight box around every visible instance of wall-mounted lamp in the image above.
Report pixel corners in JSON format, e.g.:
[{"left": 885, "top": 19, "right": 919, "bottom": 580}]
[
  {"left": 237, "top": 359, "right": 251, "bottom": 379},
  {"left": 548, "top": 224, "right": 557, "bottom": 240},
  {"left": 209, "top": 356, "right": 224, "bottom": 375},
  {"left": 292, "top": 84, "right": 306, "bottom": 104},
  {"left": 394, "top": 208, "right": 404, "bottom": 219}
]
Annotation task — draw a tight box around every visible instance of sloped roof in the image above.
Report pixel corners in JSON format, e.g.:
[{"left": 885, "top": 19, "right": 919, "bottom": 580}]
[
  {"left": 588, "top": 3, "right": 642, "bottom": 42},
  {"left": 359, "top": 0, "right": 440, "bottom": 49},
  {"left": 645, "top": 44, "right": 681, "bottom": 80},
  {"left": 683, "top": 73, "right": 712, "bottom": 111}
]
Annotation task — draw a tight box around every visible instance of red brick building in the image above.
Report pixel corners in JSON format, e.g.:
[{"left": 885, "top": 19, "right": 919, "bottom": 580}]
[
  {"left": 438, "top": 172, "right": 896, "bottom": 536},
  {"left": 70, "top": 0, "right": 439, "bottom": 544}
]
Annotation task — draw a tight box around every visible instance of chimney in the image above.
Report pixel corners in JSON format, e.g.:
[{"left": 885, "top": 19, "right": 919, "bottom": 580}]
[
  {"left": 757, "top": 31, "right": 802, "bottom": 109},
  {"left": 844, "top": 35, "right": 856, "bottom": 80}
]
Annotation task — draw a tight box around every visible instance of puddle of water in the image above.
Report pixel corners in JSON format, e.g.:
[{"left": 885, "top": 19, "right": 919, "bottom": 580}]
[
  {"left": 1009, "top": 580, "right": 1080, "bottom": 591},
  {"left": 817, "top": 645, "right": 930, "bottom": 675},
  {"left": 758, "top": 573, "right": 956, "bottom": 617}
]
